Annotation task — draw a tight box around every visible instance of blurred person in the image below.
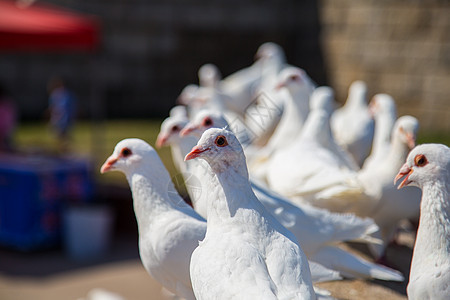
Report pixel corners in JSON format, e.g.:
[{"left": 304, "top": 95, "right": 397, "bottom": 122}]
[
  {"left": 0, "top": 84, "right": 17, "bottom": 152},
  {"left": 47, "top": 76, "right": 76, "bottom": 153}
]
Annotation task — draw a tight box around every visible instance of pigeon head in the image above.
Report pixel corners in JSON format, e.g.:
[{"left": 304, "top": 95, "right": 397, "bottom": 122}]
[
  {"left": 180, "top": 110, "right": 228, "bottom": 137},
  {"left": 309, "top": 86, "right": 335, "bottom": 114},
  {"left": 101, "top": 138, "right": 157, "bottom": 174},
  {"left": 169, "top": 105, "right": 188, "bottom": 118},
  {"left": 184, "top": 128, "right": 246, "bottom": 174},
  {"left": 198, "top": 63, "right": 221, "bottom": 88},
  {"left": 275, "top": 67, "right": 306, "bottom": 90},
  {"left": 156, "top": 116, "right": 189, "bottom": 148},
  {"left": 369, "top": 94, "right": 396, "bottom": 118},
  {"left": 255, "top": 42, "right": 285, "bottom": 62},
  {"left": 177, "top": 84, "right": 199, "bottom": 105},
  {"left": 392, "top": 115, "right": 419, "bottom": 150},
  {"left": 394, "top": 143, "right": 450, "bottom": 189},
  {"left": 345, "top": 80, "right": 368, "bottom": 107},
  {"left": 348, "top": 80, "right": 367, "bottom": 96}
]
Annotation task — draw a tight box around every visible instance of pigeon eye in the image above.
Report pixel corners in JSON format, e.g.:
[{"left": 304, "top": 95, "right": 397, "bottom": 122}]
[
  {"left": 414, "top": 154, "right": 427, "bottom": 167},
  {"left": 121, "top": 147, "right": 132, "bottom": 157},
  {"left": 203, "top": 118, "right": 213, "bottom": 126},
  {"left": 215, "top": 135, "right": 228, "bottom": 147},
  {"left": 172, "top": 125, "right": 180, "bottom": 132}
]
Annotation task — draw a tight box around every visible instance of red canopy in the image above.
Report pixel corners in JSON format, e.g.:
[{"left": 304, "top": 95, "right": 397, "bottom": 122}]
[{"left": 0, "top": 1, "right": 99, "bottom": 52}]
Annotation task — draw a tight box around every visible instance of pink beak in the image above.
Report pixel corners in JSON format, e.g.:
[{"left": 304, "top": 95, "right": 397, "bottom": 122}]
[
  {"left": 394, "top": 163, "right": 413, "bottom": 189},
  {"left": 275, "top": 82, "right": 285, "bottom": 90},
  {"left": 185, "top": 146, "right": 210, "bottom": 161},
  {"left": 156, "top": 133, "right": 169, "bottom": 148},
  {"left": 368, "top": 101, "right": 377, "bottom": 118},
  {"left": 100, "top": 156, "right": 118, "bottom": 174},
  {"left": 406, "top": 133, "right": 416, "bottom": 150}
]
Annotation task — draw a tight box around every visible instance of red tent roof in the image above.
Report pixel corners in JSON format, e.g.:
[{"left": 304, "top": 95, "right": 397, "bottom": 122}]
[{"left": 0, "top": 1, "right": 99, "bottom": 52}]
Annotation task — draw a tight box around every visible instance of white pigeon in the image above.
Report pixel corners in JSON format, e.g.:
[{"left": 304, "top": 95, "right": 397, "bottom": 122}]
[
  {"left": 177, "top": 84, "right": 199, "bottom": 106},
  {"left": 246, "top": 67, "right": 317, "bottom": 181},
  {"left": 362, "top": 94, "right": 397, "bottom": 170},
  {"left": 178, "top": 111, "right": 403, "bottom": 281},
  {"left": 331, "top": 80, "right": 375, "bottom": 167},
  {"left": 216, "top": 43, "right": 283, "bottom": 116},
  {"left": 185, "top": 128, "right": 316, "bottom": 300},
  {"left": 198, "top": 63, "right": 222, "bottom": 88},
  {"left": 100, "top": 139, "right": 206, "bottom": 300},
  {"left": 394, "top": 143, "right": 450, "bottom": 300},
  {"left": 258, "top": 67, "right": 315, "bottom": 154},
  {"left": 157, "top": 117, "right": 344, "bottom": 283},
  {"left": 169, "top": 105, "right": 188, "bottom": 119},
  {"left": 266, "top": 87, "right": 358, "bottom": 200},
  {"left": 156, "top": 114, "right": 196, "bottom": 174},
  {"left": 312, "top": 116, "right": 421, "bottom": 258}
]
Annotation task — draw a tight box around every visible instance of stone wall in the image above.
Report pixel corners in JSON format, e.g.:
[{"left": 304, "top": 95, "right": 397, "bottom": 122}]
[
  {"left": 320, "top": 0, "right": 450, "bottom": 131},
  {"left": 1, "top": 0, "right": 448, "bottom": 132}
]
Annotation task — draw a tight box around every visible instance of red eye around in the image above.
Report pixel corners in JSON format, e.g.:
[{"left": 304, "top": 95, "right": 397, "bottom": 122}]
[
  {"left": 215, "top": 135, "right": 228, "bottom": 147},
  {"left": 204, "top": 118, "right": 213, "bottom": 126},
  {"left": 414, "top": 154, "right": 427, "bottom": 167},
  {"left": 121, "top": 147, "right": 132, "bottom": 157}
]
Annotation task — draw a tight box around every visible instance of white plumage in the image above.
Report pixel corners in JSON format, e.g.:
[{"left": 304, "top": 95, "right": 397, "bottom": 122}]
[
  {"left": 395, "top": 143, "right": 450, "bottom": 300},
  {"left": 362, "top": 94, "right": 397, "bottom": 170},
  {"left": 331, "top": 80, "right": 375, "bottom": 167},
  {"left": 173, "top": 112, "right": 403, "bottom": 281},
  {"left": 266, "top": 87, "right": 357, "bottom": 200},
  {"left": 312, "top": 116, "right": 422, "bottom": 258},
  {"left": 100, "top": 139, "right": 206, "bottom": 300},
  {"left": 185, "top": 128, "right": 316, "bottom": 299},
  {"left": 156, "top": 116, "right": 346, "bottom": 286}
]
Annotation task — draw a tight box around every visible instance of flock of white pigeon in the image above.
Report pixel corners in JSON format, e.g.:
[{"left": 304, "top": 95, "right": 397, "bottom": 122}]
[{"left": 100, "top": 43, "right": 449, "bottom": 300}]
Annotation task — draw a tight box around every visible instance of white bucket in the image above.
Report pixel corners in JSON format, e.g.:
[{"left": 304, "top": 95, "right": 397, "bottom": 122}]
[{"left": 63, "top": 205, "right": 113, "bottom": 260}]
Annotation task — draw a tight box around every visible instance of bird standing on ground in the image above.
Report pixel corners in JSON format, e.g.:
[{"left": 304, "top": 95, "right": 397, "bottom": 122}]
[
  {"left": 185, "top": 128, "right": 316, "bottom": 300},
  {"left": 395, "top": 143, "right": 450, "bottom": 300},
  {"left": 100, "top": 139, "right": 206, "bottom": 300}
]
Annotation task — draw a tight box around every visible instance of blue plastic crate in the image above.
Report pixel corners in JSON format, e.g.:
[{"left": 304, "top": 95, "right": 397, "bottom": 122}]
[{"left": 0, "top": 154, "right": 93, "bottom": 251}]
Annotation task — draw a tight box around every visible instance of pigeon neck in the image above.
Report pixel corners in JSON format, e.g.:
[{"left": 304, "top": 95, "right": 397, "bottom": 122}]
[
  {"left": 207, "top": 162, "right": 257, "bottom": 224},
  {"left": 299, "top": 110, "right": 332, "bottom": 147},
  {"left": 371, "top": 111, "right": 396, "bottom": 156},
  {"left": 285, "top": 84, "right": 311, "bottom": 125},
  {"left": 413, "top": 181, "right": 450, "bottom": 269},
  {"left": 387, "top": 135, "right": 411, "bottom": 170},
  {"left": 344, "top": 87, "right": 367, "bottom": 110},
  {"left": 127, "top": 166, "right": 186, "bottom": 232}
]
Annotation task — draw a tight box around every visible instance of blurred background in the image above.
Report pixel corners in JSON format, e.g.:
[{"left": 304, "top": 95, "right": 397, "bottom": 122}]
[{"left": 0, "top": 0, "right": 449, "bottom": 299}]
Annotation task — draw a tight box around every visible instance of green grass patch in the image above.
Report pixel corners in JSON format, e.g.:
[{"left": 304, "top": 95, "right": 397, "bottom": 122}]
[
  {"left": 14, "top": 119, "right": 177, "bottom": 187},
  {"left": 13, "top": 120, "right": 449, "bottom": 190}
]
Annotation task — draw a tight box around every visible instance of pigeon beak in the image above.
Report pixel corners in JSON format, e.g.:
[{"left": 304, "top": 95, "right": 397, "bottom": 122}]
[
  {"left": 394, "top": 163, "right": 413, "bottom": 189},
  {"left": 156, "top": 133, "right": 169, "bottom": 148},
  {"left": 368, "top": 101, "right": 377, "bottom": 118},
  {"left": 100, "top": 156, "right": 118, "bottom": 174},
  {"left": 406, "top": 133, "right": 416, "bottom": 150},
  {"left": 180, "top": 124, "right": 198, "bottom": 137},
  {"left": 275, "top": 82, "right": 285, "bottom": 91},
  {"left": 185, "top": 146, "right": 210, "bottom": 161}
]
